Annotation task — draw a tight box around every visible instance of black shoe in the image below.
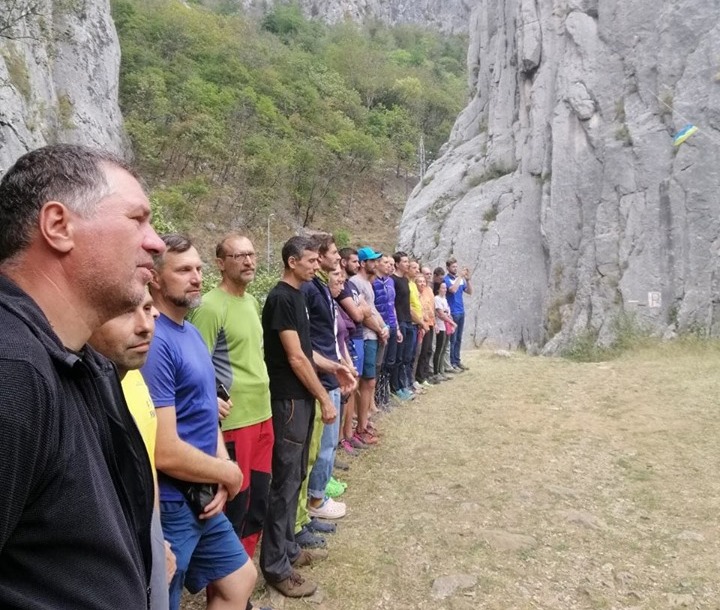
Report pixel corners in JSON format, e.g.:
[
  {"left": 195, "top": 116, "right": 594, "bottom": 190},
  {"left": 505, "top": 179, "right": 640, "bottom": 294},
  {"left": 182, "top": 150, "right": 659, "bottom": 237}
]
[
  {"left": 308, "top": 517, "right": 337, "bottom": 534},
  {"left": 295, "top": 526, "right": 326, "bottom": 549}
]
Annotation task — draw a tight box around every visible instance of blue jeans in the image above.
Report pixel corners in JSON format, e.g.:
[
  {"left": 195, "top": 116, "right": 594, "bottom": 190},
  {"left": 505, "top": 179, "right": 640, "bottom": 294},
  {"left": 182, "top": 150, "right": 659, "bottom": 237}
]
[
  {"left": 398, "top": 321, "right": 416, "bottom": 390},
  {"left": 308, "top": 388, "right": 342, "bottom": 501},
  {"left": 450, "top": 313, "right": 465, "bottom": 367}
]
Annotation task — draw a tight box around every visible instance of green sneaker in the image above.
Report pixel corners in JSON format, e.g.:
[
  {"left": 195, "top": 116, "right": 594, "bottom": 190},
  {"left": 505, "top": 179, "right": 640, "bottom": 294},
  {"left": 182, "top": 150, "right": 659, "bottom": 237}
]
[{"left": 326, "top": 477, "right": 347, "bottom": 498}]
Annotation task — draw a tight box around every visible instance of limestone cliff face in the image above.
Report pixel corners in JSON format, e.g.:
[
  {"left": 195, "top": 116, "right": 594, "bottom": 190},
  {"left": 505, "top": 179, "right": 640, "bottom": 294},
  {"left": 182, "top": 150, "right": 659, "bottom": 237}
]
[
  {"left": 0, "top": 0, "right": 126, "bottom": 173},
  {"left": 399, "top": 0, "right": 720, "bottom": 351},
  {"left": 241, "top": 0, "right": 471, "bottom": 34}
]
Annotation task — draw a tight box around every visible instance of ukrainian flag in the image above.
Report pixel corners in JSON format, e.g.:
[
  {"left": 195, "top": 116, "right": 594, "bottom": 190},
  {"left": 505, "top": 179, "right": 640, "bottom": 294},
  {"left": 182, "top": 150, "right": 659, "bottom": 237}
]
[{"left": 673, "top": 124, "right": 698, "bottom": 146}]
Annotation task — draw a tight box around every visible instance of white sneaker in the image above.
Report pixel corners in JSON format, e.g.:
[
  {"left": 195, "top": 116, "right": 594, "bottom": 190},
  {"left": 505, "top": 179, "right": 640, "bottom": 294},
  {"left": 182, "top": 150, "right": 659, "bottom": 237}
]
[{"left": 308, "top": 497, "right": 346, "bottom": 520}]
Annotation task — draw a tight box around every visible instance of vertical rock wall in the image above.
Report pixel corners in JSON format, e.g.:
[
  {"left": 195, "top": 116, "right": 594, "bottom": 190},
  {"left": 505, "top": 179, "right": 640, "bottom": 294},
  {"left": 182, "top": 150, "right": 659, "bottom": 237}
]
[
  {"left": 240, "top": 0, "right": 471, "bottom": 34},
  {"left": 399, "top": 0, "right": 720, "bottom": 351},
  {"left": 0, "top": 0, "right": 126, "bottom": 173}
]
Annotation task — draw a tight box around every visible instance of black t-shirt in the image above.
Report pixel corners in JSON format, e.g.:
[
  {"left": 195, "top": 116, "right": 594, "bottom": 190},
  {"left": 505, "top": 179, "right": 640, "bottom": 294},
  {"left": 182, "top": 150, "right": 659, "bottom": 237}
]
[
  {"left": 392, "top": 274, "right": 411, "bottom": 323},
  {"left": 262, "top": 281, "right": 314, "bottom": 400}
]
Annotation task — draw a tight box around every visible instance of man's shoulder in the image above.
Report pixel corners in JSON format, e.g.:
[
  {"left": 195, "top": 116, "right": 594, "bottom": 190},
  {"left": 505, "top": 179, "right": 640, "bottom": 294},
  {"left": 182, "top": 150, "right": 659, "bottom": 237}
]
[
  {"left": 194, "top": 287, "right": 226, "bottom": 312},
  {"left": 267, "top": 281, "right": 296, "bottom": 298},
  {"left": 0, "top": 307, "right": 56, "bottom": 377}
]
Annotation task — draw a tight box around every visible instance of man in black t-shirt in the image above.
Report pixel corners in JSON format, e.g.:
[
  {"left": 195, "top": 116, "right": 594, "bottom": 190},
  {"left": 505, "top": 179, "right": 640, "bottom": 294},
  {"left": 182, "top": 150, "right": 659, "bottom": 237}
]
[
  {"left": 260, "top": 236, "right": 350, "bottom": 599},
  {"left": 391, "top": 251, "right": 415, "bottom": 399}
]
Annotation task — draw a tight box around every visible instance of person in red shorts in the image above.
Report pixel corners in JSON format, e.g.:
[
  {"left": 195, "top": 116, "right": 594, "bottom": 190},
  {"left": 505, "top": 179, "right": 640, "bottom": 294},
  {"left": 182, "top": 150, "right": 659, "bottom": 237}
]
[{"left": 190, "top": 233, "right": 273, "bottom": 560}]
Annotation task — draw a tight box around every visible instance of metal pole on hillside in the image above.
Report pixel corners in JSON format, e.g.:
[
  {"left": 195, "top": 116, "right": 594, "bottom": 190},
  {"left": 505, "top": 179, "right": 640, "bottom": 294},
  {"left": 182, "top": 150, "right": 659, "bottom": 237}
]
[
  {"left": 266, "top": 213, "right": 274, "bottom": 270},
  {"left": 419, "top": 134, "right": 426, "bottom": 179}
]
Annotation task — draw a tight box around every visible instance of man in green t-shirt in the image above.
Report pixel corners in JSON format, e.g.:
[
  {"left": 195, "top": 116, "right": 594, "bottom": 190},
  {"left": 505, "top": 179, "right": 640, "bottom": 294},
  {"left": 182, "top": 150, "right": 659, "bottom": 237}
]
[{"left": 189, "top": 234, "right": 273, "bottom": 559}]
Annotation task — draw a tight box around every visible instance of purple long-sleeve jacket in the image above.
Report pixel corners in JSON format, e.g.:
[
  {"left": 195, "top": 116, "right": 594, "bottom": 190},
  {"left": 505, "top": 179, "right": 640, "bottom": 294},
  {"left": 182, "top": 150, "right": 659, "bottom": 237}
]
[{"left": 372, "top": 275, "right": 397, "bottom": 328}]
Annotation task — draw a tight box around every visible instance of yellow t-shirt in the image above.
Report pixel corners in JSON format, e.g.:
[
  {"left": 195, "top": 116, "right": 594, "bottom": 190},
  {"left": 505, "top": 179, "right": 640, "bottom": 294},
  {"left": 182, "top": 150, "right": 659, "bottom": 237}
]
[
  {"left": 408, "top": 280, "right": 423, "bottom": 324},
  {"left": 121, "top": 370, "right": 158, "bottom": 481}
]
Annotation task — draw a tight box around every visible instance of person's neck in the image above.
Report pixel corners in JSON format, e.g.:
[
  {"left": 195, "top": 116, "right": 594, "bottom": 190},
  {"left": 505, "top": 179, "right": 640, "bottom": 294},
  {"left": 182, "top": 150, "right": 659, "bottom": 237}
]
[
  {"left": 359, "top": 269, "right": 373, "bottom": 281},
  {"left": 282, "top": 270, "right": 303, "bottom": 289},
  {"left": 151, "top": 293, "right": 188, "bottom": 325},
  {"left": 219, "top": 277, "right": 247, "bottom": 297},
  {"left": 116, "top": 368, "right": 128, "bottom": 381},
  {"left": 4, "top": 261, "right": 95, "bottom": 351},
  {"left": 394, "top": 270, "right": 405, "bottom": 278}
]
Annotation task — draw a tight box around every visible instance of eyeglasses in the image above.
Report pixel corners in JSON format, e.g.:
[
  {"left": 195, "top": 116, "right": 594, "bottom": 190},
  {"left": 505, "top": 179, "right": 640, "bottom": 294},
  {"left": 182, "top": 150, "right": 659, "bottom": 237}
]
[{"left": 225, "top": 252, "right": 256, "bottom": 261}]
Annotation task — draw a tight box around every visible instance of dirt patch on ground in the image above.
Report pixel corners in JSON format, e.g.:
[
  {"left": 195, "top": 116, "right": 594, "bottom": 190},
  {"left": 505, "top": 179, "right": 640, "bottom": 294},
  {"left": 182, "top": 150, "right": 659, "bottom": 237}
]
[{"left": 184, "top": 341, "right": 720, "bottom": 609}]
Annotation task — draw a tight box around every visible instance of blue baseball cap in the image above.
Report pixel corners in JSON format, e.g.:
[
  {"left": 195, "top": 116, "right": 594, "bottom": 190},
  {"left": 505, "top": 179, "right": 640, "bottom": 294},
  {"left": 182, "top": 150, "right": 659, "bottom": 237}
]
[{"left": 357, "top": 246, "right": 382, "bottom": 262}]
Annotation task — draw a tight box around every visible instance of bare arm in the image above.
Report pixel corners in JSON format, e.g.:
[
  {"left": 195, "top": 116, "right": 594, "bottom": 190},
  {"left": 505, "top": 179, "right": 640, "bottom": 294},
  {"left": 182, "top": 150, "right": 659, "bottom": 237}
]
[
  {"left": 435, "top": 307, "right": 455, "bottom": 325},
  {"left": 447, "top": 276, "right": 464, "bottom": 294},
  {"left": 313, "top": 350, "right": 357, "bottom": 394},
  {"left": 280, "top": 330, "right": 337, "bottom": 423},
  {"left": 338, "top": 295, "right": 366, "bottom": 324},
  {"left": 155, "top": 407, "right": 242, "bottom": 495}
]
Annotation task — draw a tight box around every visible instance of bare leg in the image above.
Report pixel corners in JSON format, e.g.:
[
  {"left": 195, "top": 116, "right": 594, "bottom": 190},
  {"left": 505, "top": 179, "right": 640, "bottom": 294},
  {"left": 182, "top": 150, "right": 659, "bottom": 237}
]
[{"left": 205, "top": 561, "right": 257, "bottom": 610}]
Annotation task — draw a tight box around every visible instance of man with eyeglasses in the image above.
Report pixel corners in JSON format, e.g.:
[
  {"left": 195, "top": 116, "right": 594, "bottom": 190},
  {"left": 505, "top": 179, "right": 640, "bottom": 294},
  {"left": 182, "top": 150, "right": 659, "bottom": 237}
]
[{"left": 189, "top": 234, "right": 273, "bottom": 564}]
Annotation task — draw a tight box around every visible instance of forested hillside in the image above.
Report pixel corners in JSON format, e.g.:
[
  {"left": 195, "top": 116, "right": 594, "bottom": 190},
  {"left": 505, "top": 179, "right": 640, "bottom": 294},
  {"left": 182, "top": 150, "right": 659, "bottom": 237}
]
[{"left": 112, "top": 0, "right": 467, "bottom": 255}]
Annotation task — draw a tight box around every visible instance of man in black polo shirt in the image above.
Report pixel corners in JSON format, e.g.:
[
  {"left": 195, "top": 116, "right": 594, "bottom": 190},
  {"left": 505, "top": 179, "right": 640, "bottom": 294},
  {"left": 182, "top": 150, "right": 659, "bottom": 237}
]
[
  {"left": 0, "top": 145, "right": 165, "bottom": 608},
  {"left": 261, "top": 236, "right": 351, "bottom": 598}
]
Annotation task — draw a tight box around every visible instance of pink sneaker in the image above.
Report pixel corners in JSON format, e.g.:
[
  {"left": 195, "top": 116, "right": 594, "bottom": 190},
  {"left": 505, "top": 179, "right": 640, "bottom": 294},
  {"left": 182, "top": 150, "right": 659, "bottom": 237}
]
[{"left": 339, "top": 438, "right": 358, "bottom": 456}]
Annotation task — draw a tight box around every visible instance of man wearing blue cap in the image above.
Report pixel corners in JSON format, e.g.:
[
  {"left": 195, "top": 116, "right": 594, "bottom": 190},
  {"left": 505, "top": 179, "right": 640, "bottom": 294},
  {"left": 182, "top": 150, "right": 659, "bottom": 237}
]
[{"left": 348, "top": 247, "right": 388, "bottom": 444}]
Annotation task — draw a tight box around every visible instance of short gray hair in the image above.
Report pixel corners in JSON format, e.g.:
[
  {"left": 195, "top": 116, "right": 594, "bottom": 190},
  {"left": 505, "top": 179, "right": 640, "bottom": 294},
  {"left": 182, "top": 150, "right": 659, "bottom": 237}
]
[{"left": 0, "top": 144, "right": 136, "bottom": 263}]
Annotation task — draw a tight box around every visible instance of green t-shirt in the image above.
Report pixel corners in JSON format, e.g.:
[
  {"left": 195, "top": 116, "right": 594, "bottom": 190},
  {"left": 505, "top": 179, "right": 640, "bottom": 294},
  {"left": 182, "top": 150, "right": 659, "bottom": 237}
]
[{"left": 189, "top": 287, "right": 271, "bottom": 430}]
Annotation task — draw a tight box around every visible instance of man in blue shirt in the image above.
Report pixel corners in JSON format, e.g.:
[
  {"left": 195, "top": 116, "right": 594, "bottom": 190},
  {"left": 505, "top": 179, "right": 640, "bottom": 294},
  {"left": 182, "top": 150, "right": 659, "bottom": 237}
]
[
  {"left": 141, "top": 234, "right": 256, "bottom": 610},
  {"left": 444, "top": 257, "right": 473, "bottom": 371}
]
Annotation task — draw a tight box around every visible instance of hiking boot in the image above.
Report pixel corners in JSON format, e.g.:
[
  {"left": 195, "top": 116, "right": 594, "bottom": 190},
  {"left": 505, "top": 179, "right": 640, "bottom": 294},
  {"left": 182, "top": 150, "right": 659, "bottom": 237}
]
[
  {"left": 458, "top": 363, "right": 469, "bottom": 371},
  {"left": 308, "top": 517, "right": 337, "bottom": 534},
  {"left": 268, "top": 570, "right": 317, "bottom": 598},
  {"left": 291, "top": 548, "right": 329, "bottom": 568},
  {"left": 295, "top": 526, "right": 326, "bottom": 549}
]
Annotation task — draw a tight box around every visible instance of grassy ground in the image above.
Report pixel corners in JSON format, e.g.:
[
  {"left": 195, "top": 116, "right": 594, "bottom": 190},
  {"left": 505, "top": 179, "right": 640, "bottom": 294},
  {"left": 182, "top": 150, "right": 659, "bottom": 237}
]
[{"left": 185, "top": 340, "right": 720, "bottom": 609}]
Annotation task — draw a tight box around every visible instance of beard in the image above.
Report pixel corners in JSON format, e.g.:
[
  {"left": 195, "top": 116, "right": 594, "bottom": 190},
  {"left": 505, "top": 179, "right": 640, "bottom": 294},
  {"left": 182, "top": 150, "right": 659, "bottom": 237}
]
[{"left": 166, "top": 290, "right": 202, "bottom": 309}]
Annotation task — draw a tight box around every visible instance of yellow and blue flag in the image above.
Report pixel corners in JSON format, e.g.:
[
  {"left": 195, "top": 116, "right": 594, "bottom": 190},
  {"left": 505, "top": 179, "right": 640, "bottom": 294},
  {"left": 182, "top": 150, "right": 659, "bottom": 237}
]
[{"left": 673, "top": 124, "right": 698, "bottom": 146}]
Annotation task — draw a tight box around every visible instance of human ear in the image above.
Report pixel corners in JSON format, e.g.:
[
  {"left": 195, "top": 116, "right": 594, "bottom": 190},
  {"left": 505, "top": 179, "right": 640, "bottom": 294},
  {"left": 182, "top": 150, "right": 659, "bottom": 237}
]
[{"left": 38, "top": 202, "right": 75, "bottom": 253}]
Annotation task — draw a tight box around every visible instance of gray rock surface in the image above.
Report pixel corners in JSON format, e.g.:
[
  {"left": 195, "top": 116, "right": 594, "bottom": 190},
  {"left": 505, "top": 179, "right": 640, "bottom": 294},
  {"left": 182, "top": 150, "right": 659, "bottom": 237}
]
[
  {"left": 399, "top": 0, "right": 720, "bottom": 351},
  {"left": 0, "top": 0, "right": 126, "bottom": 173},
  {"left": 430, "top": 574, "right": 477, "bottom": 600},
  {"left": 240, "top": 0, "right": 471, "bottom": 34}
]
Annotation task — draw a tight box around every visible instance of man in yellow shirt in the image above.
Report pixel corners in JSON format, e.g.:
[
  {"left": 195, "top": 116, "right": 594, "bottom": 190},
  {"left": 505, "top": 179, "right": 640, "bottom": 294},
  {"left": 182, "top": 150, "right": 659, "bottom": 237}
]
[
  {"left": 89, "top": 291, "right": 174, "bottom": 610},
  {"left": 407, "top": 260, "right": 425, "bottom": 393}
]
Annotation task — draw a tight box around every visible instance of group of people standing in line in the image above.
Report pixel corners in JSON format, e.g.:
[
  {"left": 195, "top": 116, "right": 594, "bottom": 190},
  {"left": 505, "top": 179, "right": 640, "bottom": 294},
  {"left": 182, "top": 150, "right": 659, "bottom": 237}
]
[{"left": 0, "top": 144, "right": 472, "bottom": 610}]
